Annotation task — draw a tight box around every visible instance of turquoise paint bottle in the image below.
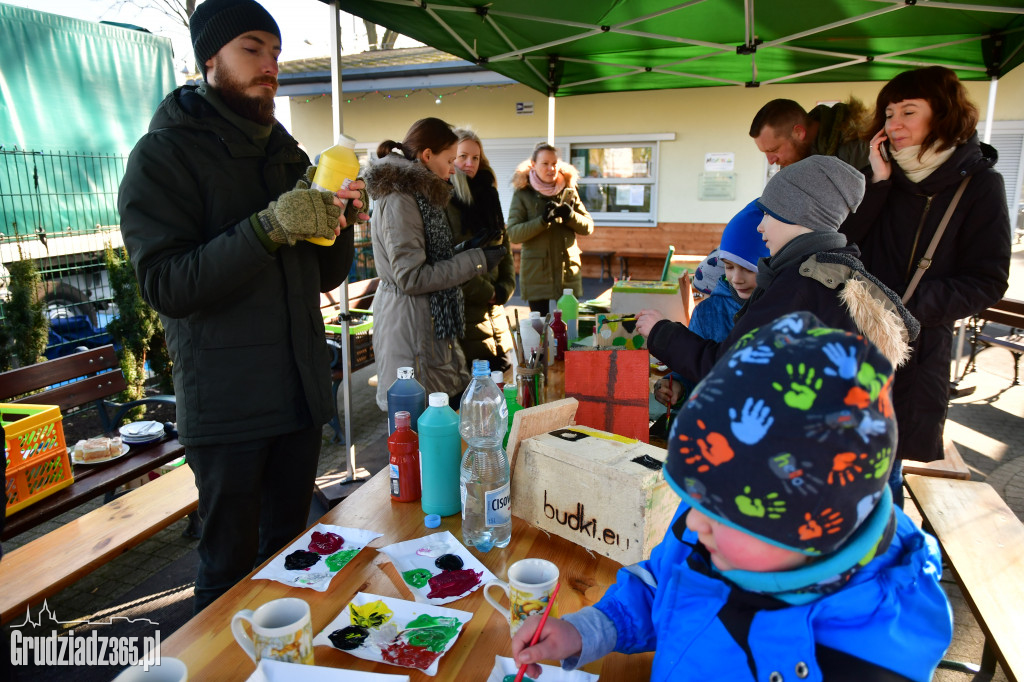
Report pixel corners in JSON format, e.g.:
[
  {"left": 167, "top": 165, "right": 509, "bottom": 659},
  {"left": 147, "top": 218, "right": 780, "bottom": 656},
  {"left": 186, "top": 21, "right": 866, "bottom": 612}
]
[{"left": 417, "top": 392, "right": 462, "bottom": 516}]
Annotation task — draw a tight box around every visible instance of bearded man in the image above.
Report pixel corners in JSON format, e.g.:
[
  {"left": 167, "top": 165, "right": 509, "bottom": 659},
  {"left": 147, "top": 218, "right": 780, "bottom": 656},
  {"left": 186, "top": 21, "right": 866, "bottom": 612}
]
[{"left": 118, "top": 0, "right": 365, "bottom": 612}]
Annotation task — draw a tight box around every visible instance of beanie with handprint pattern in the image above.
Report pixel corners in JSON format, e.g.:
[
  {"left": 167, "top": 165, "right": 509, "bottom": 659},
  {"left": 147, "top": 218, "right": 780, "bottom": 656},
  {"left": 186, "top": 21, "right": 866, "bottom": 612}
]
[{"left": 666, "top": 310, "right": 897, "bottom": 558}]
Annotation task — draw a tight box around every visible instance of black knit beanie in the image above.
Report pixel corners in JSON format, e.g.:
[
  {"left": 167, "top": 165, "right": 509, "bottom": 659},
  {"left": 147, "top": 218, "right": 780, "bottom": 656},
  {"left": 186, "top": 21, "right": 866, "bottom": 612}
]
[{"left": 190, "top": 0, "right": 281, "bottom": 78}]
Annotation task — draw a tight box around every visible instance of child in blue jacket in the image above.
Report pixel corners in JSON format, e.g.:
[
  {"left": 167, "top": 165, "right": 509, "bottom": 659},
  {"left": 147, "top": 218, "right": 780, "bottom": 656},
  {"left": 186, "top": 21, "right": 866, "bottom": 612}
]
[
  {"left": 653, "top": 199, "right": 769, "bottom": 408},
  {"left": 513, "top": 311, "right": 953, "bottom": 681}
]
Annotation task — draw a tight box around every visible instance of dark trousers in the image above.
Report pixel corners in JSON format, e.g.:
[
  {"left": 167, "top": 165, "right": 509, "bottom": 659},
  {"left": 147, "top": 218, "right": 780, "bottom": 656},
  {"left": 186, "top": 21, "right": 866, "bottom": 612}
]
[
  {"left": 529, "top": 299, "right": 550, "bottom": 316},
  {"left": 186, "top": 426, "right": 321, "bottom": 613}
]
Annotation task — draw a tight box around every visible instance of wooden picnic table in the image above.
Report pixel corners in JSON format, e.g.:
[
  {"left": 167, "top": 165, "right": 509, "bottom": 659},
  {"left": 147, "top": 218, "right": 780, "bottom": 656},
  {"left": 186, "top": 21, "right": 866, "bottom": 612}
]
[
  {"left": 2, "top": 435, "right": 183, "bottom": 541},
  {"left": 162, "top": 468, "right": 654, "bottom": 680}
]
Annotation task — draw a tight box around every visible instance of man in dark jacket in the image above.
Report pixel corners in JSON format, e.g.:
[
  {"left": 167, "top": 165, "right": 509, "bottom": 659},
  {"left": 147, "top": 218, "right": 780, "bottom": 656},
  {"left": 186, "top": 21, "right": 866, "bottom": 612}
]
[
  {"left": 118, "top": 0, "right": 362, "bottom": 612},
  {"left": 750, "top": 98, "right": 869, "bottom": 170}
]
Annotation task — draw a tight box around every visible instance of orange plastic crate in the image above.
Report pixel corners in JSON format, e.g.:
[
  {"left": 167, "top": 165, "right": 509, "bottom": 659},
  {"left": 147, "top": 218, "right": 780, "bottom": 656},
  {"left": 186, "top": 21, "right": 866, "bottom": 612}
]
[{"left": 3, "top": 403, "right": 74, "bottom": 516}]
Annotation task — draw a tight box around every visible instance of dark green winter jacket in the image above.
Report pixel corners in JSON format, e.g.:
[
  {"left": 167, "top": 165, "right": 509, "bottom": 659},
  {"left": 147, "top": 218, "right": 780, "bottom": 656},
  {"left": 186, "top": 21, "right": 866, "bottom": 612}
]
[{"left": 118, "top": 85, "right": 354, "bottom": 445}]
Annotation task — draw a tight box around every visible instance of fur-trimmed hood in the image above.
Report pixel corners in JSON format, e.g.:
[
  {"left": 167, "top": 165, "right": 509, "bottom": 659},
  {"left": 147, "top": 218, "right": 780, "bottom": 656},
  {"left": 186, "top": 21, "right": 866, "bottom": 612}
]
[
  {"left": 802, "top": 252, "right": 920, "bottom": 368},
  {"left": 363, "top": 152, "right": 453, "bottom": 207},
  {"left": 511, "top": 159, "right": 579, "bottom": 191}
]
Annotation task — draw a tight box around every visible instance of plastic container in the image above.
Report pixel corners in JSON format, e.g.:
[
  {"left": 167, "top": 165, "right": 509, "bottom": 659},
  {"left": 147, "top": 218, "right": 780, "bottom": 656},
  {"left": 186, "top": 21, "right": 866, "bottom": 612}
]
[
  {"left": 491, "top": 370, "right": 505, "bottom": 391},
  {"left": 549, "top": 310, "right": 568, "bottom": 362},
  {"left": 417, "top": 392, "right": 462, "bottom": 516},
  {"left": 459, "top": 360, "right": 511, "bottom": 552},
  {"left": 308, "top": 133, "right": 360, "bottom": 246},
  {"left": 502, "top": 384, "right": 522, "bottom": 450},
  {"left": 386, "top": 367, "right": 426, "bottom": 435},
  {"left": 3, "top": 403, "right": 73, "bottom": 516},
  {"left": 520, "top": 311, "right": 543, "bottom": 364},
  {"left": 557, "top": 288, "right": 579, "bottom": 341},
  {"left": 388, "top": 411, "right": 420, "bottom": 503}
]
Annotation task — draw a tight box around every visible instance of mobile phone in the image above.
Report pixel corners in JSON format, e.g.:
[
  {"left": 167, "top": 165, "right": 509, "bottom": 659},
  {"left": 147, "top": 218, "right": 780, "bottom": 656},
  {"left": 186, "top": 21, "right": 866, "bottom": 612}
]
[{"left": 878, "top": 140, "right": 890, "bottom": 162}]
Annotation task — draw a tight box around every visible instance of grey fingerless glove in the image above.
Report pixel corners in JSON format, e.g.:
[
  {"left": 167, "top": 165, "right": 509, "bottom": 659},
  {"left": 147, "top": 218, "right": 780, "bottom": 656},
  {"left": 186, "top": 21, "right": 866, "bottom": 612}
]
[
  {"left": 481, "top": 245, "right": 506, "bottom": 271},
  {"left": 251, "top": 188, "right": 340, "bottom": 247},
  {"left": 343, "top": 182, "right": 369, "bottom": 226}
]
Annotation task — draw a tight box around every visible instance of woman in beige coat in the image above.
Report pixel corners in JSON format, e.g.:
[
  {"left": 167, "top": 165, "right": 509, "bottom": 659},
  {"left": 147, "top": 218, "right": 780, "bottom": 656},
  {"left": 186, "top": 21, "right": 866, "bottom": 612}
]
[
  {"left": 365, "top": 118, "right": 506, "bottom": 409},
  {"left": 507, "top": 143, "right": 594, "bottom": 315}
]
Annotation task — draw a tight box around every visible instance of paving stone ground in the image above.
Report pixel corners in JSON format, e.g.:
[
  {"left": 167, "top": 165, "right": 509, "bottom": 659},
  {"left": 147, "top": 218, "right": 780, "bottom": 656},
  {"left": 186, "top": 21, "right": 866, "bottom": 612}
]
[{"left": 4, "top": 243, "right": 1023, "bottom": 680}]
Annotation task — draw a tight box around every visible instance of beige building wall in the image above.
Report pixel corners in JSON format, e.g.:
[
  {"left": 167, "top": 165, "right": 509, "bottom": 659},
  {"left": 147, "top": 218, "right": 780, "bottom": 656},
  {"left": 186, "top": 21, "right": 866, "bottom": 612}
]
[{"left": 285, "top": 67, "right": 1024, "bottom": 226}]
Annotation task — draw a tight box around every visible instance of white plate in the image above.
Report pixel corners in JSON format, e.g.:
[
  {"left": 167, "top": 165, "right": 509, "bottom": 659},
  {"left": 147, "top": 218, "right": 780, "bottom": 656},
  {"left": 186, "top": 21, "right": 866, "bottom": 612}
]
[
  {"left": 72, "top": 443, "right": 130, "bottom": 466},
  {"left": 119, "top": 420, "right": 165, "bottom": 439},
  {"left": 120, "top": 433, "right": 164, "bottom": 444}
]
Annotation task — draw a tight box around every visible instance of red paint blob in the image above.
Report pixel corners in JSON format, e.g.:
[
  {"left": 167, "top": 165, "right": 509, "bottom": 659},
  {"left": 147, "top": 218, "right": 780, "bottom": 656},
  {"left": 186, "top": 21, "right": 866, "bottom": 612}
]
[
  {"left": 426, "top": 568, "right": 481, "bottom": 599},
  {"left": 309, "top": 531, "right": 344, "bottom": 555},
  {"left": 381, "top": 641, "right": 441, "bottom": 670}
]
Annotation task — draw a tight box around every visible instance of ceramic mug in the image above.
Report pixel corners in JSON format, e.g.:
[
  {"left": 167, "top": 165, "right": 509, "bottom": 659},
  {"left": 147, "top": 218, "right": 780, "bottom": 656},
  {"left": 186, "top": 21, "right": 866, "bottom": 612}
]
[
  {"left": 484, "top": 558, "right": 559, "bottom": 636},
  {"left": 231, "top": 597, "right": 314, "bottom": 665},
  {"left": 113, "top": 657, "right": 187, "bottom": 681}
]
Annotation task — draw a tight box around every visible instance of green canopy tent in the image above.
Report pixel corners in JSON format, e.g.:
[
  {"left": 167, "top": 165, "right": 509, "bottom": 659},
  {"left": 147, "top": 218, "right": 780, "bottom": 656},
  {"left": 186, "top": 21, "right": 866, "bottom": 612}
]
[{"left": 320, "top": 0, "right": 1024, "bottom": 97}]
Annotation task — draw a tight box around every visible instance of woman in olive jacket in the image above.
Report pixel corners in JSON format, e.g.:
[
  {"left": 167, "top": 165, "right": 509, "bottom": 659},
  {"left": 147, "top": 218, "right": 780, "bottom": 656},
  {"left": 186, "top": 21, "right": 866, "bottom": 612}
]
[
  {"left": 507, "top": 143, "right": 594, "bottom": 315},
  {"left": 446, "top": 129, "right": 516, "bottom": 372},
  {"left": 842, "top": 67, "right": 1011, "bottom": 483}
]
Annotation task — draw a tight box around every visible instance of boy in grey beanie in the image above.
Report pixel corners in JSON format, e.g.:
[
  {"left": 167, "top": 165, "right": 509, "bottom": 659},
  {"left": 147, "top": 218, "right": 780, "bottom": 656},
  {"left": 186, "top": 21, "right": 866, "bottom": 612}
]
[
  {"left": 757, "top": 155, "right": 866, "bottom": 233},
  {"left": 637, "top": 155, "right": 919, "bottom": 416}
]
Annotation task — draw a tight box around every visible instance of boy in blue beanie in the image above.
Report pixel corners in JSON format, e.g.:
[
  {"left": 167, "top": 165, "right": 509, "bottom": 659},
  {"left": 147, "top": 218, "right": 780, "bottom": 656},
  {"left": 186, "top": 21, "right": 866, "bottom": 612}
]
[
  {"left": 654, "top": 199, "right": 769, "bottom": 408},
  {"left": 513, "top": 311, "right": 952, "bottom": 681}
]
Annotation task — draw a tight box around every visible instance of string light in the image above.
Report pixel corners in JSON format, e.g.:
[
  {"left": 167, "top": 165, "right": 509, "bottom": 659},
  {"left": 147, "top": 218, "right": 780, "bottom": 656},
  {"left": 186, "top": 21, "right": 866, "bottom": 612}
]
[{"left": 290, "top": 84, "right": 512, "bottom": 106}]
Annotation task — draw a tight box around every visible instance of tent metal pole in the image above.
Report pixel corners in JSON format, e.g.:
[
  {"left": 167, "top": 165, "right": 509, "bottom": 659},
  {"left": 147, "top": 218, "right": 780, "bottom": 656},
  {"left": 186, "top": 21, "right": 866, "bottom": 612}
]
[
  {"left": 329, "top": 0, "right": 358, "bottom": 482},
  {"left": 548, "top": 95, "right": 555, "bottom": 145},
  {"left": 983, "top": 76, "right": 998, "bottom": 144}
]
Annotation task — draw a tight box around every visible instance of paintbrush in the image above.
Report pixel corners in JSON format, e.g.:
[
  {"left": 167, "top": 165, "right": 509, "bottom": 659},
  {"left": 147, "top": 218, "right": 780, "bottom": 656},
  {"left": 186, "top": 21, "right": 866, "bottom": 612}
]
[
  {"left": 665, "top": 374, "right": 673, "bottom": 427},
  {"left": 514, "top": 581, "right": 561, "bottom": 682}
]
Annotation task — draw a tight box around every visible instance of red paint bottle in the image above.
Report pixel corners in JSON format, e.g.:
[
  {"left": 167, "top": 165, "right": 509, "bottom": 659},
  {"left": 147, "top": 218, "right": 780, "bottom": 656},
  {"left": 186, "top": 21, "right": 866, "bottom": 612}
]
[{"left": 389, "top": 410, "right": 421, "bottom": 502}]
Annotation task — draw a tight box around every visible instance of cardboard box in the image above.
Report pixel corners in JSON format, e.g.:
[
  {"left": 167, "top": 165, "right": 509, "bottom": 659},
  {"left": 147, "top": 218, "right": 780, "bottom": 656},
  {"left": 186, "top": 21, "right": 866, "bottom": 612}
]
[
  {"left": 611, "top": 280, "right": 687, "bottom": 323},
  {"left": 511, "top": 426, "right": 680, "bottom": 565}
]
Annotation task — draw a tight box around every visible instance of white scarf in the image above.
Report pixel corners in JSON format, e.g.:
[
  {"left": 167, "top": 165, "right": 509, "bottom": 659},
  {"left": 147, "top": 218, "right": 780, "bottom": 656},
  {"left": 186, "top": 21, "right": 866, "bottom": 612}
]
[{"left": 892, "top": 143, "right": 956, "bottom": 183}]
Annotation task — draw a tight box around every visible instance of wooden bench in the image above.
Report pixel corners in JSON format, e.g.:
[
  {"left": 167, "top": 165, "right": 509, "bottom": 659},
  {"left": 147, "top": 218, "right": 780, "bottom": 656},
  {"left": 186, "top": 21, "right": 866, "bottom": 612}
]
[
  {"left": 904, "top": 474, "right": 1024, "bottom": 681},
  {"left": 961, "top": 297, "right": 1024, "bottom": 386},
  {"left": 902, "top": 436, "right": 971, "bottom": 480},
  {"left": 582, "top": 250, "right": 615, "bottom": 282},
  {"left": 0, "top": 463, "right": 198, "bottom": 623},
  {"left": 1, "top": 346, "right": 195, "bottom": 603}
]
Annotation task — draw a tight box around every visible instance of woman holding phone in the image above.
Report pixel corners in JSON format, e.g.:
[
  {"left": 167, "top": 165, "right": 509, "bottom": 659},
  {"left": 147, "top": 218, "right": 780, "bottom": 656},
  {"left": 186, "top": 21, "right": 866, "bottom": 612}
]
[{"left": 841, "top": 66, "right": 1011, "bottom": 503}]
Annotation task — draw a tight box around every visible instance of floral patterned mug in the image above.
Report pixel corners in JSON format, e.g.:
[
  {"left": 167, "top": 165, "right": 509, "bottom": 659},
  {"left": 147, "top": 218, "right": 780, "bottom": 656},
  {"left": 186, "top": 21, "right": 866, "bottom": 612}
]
[
  {"left": 231, "top": 597, "right": 314, "bottom": 665},
  {"left": 484, "top": 558, "right": 559, "bottom": 636}
]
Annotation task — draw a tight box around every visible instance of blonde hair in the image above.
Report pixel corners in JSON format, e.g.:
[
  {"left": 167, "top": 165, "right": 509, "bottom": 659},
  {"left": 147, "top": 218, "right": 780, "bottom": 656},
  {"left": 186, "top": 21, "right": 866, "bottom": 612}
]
[{"left": 453, "top": 127, "right": 496, "bottom": 188}]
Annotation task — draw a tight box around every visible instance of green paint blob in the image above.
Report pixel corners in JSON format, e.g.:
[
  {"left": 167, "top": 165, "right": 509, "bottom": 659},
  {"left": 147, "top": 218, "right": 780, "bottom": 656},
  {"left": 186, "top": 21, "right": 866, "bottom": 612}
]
[
  {"left": 403, "top": 614, "right": 462, "bottom": 653},
  {"left": 503, "top": 676, "right": 535, "bottom": 682},
  {"left": 402, "top": 568, "right": 433, "bottom": 588},
  {"left": 325, "top": 548, "right": 359, "bottom": 572}
]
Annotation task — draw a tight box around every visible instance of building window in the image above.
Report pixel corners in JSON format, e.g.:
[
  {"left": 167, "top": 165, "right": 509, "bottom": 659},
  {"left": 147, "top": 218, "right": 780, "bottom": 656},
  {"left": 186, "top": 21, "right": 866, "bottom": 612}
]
[{"left": 570, "top": 143, "right": 656, "bottom": 223}]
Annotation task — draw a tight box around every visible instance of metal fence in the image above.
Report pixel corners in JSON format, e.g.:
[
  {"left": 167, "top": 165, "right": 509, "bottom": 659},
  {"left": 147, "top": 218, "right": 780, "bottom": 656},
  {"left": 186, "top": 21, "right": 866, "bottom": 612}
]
[{"left": 0, "top": 148, "right": 127, "bottom": 356}]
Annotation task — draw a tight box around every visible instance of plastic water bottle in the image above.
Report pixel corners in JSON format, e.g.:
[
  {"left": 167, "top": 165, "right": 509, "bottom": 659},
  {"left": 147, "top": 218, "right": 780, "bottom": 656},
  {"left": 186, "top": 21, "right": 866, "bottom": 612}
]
[
  {"left": 418, "top": 392, "right": 462, "bottom": 516},
  {"left": 519, "top": 311, "right": 542, "bottom": 364},
  {"left": 389, "top": 411, "right": 420, "bottom": 503},
  {"left": 308, "top": 133, "right": 361, "bottom": 246},
  {"left": 459, "top": 359, "right": 511, "bottom": 552},
  {"left": 557, "top": 288, "right": 579, "bottom": 341},
  {"left": 502, "top": 384, "right": 522, "bottom": 450},
  {"left": 387, "top": 367, "right": 425, "bottom": 435}
]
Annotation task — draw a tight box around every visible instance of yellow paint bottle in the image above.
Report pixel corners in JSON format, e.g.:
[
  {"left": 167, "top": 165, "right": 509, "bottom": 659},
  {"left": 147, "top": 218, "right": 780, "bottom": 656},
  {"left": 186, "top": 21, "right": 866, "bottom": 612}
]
[{"left": 307, "top": 133, "right": 360, "bottom": 246}]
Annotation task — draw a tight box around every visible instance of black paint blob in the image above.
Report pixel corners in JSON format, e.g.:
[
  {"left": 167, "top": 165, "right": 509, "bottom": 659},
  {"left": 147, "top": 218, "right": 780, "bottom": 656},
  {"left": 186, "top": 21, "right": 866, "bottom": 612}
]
[
  {"left": 329, "top": 625, "right": 369, "bottom": 650},
  {"left": 284, "top": 549, "right": 321, "bottom": 570},
  {"left": 434, "top": 553, "right": 464, "bottom": 571}
]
